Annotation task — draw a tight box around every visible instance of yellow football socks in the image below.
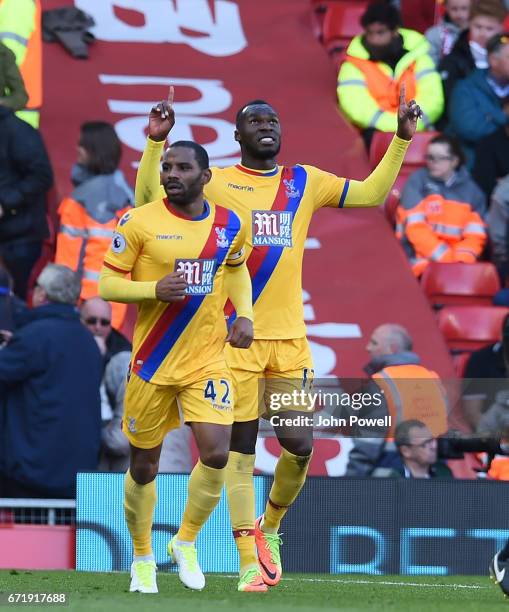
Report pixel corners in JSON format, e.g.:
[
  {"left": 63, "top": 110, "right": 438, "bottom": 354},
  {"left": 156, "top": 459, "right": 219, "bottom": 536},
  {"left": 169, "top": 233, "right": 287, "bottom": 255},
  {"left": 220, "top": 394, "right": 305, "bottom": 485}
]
[
  {"left": 225, "top": 451, "right": 258, "bottom": 571},
  {"left": 177, "top": 460, "right": 225, "bottom": 542},
  {"left": 124, "top": 470, "right": 157, "bottom": 556},
  {"left": 262, "top": 448, "right": 312, "bottom": 534}
]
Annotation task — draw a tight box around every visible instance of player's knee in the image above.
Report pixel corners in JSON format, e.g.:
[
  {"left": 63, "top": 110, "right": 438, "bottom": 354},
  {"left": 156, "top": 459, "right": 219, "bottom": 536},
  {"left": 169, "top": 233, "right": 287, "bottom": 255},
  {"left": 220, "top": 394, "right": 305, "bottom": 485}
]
[
  {"left": 200, "top": 449, "right": 229, "bottom": 470},
  {"left": 230, "top": 420, "right": 258, "bottom": 454},
  {"left": 281, "top": 438, "right": 313, "bottom": 458},
  {"left": 130, "top": 459, "right": 159, "bottom": 485}
]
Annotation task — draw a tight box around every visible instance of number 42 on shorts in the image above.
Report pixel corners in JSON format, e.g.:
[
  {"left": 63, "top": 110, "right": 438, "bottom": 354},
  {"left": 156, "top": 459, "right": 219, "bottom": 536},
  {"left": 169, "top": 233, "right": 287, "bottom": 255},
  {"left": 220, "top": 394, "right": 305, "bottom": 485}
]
[{"left": 204, "top": 379, "right": 231, "bottom": 410}]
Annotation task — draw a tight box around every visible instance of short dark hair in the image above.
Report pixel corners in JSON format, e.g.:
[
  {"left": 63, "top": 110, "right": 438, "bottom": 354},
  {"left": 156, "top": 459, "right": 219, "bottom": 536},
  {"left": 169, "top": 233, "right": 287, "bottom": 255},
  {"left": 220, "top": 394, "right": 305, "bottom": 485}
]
[
  {"left": 79, "top": 121, "right": 122, "bottom": 175},
  {"left": 361, "top": 1, "right": 401, "bottom": 30},
  {"left": 168, "top": 140, "right": 209, "bottom": 170},
  {"left": 395, "top": 419, "right": 428, "bottom": 448},
  {"left": 487, "top": 32, "right": 509, "bottom": 56},
  {"left": 429, "top": 133, "right": 466, "bottom": 167},
  {"left": 235, "top": 99, "right": 273, "bottom": 129}
]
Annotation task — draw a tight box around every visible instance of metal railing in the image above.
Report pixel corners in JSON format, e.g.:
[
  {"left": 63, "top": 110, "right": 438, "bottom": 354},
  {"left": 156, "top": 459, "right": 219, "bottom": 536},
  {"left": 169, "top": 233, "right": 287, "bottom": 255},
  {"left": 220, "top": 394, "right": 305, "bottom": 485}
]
[{"left": 0, "top": 498, "right": 76, "bottom": 526}]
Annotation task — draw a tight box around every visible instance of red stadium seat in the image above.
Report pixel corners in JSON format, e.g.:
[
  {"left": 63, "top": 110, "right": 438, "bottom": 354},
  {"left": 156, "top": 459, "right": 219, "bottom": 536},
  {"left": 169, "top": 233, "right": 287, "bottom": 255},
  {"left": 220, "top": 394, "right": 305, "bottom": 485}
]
[
  {"left": 369, "top": 130, "right": 438, "bottom": 171},
  {"left": 437, "top": 306, "right": 509, "bottom": 352},
  {"left": 382, "top": 173, "right": 409, "bottom": 226},
  {"left": 322, "top": 2, "right": 368, "bottom": 54},
  {"left": 310, "top": 0, "right": 361, "bottom": 42},
  {"left": 400, "top": 0, "right": 438, "bottom": 33},
  {"left": 421, "top": 262, "right": 501, "bottom": 308},
  {"left": 452, "top": 352, "right": 470, "bottom": 378}
]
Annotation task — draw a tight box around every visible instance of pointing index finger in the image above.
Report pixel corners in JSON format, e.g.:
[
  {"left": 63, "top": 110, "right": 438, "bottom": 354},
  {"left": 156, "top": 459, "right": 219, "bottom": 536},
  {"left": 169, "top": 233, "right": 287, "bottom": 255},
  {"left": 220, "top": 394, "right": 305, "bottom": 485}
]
[
  {"left": 399, "top": 83, "right": 406, "bottom": 106},
  {"left": 168, "top": 85, "right": 174, "bottom": 107}
]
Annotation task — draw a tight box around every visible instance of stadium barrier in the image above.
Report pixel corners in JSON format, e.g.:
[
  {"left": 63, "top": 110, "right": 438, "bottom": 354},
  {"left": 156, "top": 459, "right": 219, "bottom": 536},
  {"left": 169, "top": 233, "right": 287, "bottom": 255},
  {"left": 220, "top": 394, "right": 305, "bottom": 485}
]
[
  {"left": 0, "top": 499, "right": 75, "bottom": 570},
  {"left": 77, "top": 473, "right": 509, "bottom": 576}
]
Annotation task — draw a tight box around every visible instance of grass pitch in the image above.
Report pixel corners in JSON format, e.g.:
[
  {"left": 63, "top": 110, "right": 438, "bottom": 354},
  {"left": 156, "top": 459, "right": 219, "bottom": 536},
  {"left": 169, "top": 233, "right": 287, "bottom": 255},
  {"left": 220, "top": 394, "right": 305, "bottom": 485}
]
[{"left": 0, "top": 570, "right": 505, "bottom": 611}]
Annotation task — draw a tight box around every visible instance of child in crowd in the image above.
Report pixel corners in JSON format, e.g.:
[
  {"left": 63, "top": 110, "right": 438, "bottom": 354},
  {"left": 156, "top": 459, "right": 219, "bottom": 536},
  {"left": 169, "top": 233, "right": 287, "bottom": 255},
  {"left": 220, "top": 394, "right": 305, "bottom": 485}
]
[{"left": 426, "top": 0, "right": 472, "bottom": 65}]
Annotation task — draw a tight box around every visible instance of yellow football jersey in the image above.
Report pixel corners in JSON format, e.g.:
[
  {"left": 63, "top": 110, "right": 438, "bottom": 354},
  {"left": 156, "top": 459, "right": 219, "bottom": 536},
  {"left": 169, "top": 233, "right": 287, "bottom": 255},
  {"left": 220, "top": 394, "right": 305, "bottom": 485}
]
[
  {"left": 103, "top": 198, "right": 246, "bottom": 385},
  {"left": 207, "top": 164, "right": 347, "bottom": 339},
  {"left": 140, "top": 135, "right": 409, "bottom": 340}
]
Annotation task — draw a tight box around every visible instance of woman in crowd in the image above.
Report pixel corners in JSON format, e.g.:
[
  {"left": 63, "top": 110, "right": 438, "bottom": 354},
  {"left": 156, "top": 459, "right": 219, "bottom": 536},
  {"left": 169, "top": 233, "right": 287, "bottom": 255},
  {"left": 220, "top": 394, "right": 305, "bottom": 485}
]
[
  {"left": 396, "top": 133, "right": 487, "bottom": 277},
  {"left": 55, "top": 121, "right": 133, "bottom": 328}
]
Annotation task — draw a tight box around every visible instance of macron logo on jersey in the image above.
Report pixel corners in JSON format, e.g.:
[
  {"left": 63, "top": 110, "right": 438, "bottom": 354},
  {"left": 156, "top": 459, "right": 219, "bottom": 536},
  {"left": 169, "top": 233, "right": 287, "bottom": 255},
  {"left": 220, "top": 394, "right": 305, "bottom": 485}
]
[
  {"left": 252, "top": 210, "right": 293, "bottom": 247},
  {"left": 175, "top": 259, "right": 216, "bottom": 295},
  {"left": 227, "top": 183, "right": 254, "bottom": 192}
]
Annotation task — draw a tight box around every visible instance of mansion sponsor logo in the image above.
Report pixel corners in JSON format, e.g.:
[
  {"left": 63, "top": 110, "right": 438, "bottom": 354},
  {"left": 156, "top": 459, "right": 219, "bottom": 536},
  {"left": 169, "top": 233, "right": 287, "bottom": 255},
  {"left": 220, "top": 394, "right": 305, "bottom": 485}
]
[
  {"left": 175, "top": 258, "right": 216, "bottom": 294},
  {"left": 252, "top": 210, "right": 292, "bottom": 247}
]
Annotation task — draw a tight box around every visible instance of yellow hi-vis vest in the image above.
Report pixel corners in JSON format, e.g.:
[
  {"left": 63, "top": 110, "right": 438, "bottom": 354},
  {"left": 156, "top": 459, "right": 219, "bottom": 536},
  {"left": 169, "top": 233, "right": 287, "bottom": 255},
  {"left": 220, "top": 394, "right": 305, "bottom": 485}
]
[{"left": 0, "top": 0, "right": 41, "bottom": 128}]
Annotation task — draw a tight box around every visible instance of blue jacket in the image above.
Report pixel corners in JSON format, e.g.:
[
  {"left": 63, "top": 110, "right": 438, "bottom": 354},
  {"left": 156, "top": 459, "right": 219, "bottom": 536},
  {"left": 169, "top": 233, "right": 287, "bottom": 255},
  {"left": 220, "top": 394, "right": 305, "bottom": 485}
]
[
  {"left": 449, "top": 69, "right": 509, "bottom": 167},
  {"left": 0, "top": 303, "right": 102, "bottom": 497}
]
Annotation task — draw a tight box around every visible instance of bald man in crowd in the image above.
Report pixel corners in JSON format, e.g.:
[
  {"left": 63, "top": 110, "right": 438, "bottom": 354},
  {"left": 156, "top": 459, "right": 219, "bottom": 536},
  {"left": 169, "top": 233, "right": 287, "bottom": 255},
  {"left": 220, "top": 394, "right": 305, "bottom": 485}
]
[
  {"left": 80, "top": 297, "right": 192, "bottom": 472},
  {"left": 344, "top": 324, "right": 449, "bottom": 477}
]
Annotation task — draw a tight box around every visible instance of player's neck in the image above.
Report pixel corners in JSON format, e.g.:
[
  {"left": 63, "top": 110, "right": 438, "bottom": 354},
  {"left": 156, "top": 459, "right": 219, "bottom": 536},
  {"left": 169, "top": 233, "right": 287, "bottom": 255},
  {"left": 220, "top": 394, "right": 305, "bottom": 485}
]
[
  {"left": 240, "top": 153, "right": 278, "bottom": 171},
  {"left": 166, "top": 197, "right": 207, "bottom": 220}
]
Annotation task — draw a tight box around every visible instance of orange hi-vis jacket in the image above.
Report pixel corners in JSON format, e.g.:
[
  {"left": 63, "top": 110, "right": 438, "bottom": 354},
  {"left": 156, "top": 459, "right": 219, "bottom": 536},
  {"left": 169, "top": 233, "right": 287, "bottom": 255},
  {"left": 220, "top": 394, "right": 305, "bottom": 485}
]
[
  {"left": 55, "top": 171, "right": 133, "bottom": 329},
  {"left": 396, "top": 194, "right": 487, "bottom": 277},
  {"left": 347, "top": 55, "right": 417, "bottom": 114},
  {"left": 372, "top": 364, "right": 449, "bottom": 440},
  {"left": 488, "top": 456, "right": 509, "bottom": 481}
]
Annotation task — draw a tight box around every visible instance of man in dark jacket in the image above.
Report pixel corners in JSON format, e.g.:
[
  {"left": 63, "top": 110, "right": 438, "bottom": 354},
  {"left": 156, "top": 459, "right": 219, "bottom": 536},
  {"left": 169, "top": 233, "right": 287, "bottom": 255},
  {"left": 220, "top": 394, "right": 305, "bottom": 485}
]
[
  {"left": 448, "top": 33, "right": 509, "bottom": 167},
  {"left": 472, "top": 97, "right": 509, "bottom": 200},
  {"left": 0, "top": 106, "right": 53, "bottom": 299},
  {"left": 0, "top": 264, "right": 102, "bottom": 498}
]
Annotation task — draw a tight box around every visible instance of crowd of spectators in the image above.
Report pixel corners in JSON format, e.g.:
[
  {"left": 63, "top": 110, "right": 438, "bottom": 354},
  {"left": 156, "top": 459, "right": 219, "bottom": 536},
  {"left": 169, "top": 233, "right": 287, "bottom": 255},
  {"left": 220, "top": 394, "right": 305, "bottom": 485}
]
[{"left": 336, "top": 1, "right": 509, "bottom": 288}]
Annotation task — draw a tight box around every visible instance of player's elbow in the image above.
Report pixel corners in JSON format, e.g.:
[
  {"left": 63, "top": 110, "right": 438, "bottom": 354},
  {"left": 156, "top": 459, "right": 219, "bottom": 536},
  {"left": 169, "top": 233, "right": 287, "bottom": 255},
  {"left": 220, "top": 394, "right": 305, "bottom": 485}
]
[{"left": 98, "top": 270, "right": 113, "bottom": 301}]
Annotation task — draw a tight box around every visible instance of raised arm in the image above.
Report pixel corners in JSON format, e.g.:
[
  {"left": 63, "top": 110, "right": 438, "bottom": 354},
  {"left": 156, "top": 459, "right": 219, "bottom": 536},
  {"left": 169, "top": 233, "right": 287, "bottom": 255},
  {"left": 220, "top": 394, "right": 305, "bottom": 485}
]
[
  {"left": 344, "top": 85, "right": 421, "bottom": 208},
  {"left": 135, "top": 86, "right": 175, "bottom": 207}
]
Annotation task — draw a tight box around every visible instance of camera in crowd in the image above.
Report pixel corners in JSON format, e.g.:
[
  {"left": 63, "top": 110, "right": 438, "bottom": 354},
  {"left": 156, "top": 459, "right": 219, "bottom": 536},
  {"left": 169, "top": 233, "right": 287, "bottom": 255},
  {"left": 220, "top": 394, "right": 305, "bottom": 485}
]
[{"left": 437, "top": 429, "right": 509, "bottom": 460}]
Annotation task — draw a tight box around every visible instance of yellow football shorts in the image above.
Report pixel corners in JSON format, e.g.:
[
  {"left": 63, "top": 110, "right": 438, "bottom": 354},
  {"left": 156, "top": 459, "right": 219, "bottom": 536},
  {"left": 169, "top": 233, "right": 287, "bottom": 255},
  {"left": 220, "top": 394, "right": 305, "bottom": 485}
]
[
  {"left": 123, "top": 370, "right": 234, "bottom": 449},
  {"left": 224, "top": 337, "right": 314, "bottom": 422}
]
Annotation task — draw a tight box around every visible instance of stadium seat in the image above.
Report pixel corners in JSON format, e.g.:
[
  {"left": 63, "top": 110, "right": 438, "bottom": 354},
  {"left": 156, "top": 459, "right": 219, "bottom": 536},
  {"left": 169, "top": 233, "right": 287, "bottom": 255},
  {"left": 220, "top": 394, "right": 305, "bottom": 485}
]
[
  {"left": 382, "top": 174, "right": 408, "bottom": 226},
  {"left": 452, "top": 352, "right": 470, "bottom": 378},
  {"left": 400, "top": 0, "right": 439, "bottom": 33},
  {"left": 311, "top": 0, "right": 367, "bottom": 41},
  {"left": 369, "top": 130, "right": 438, "bottom": 171},
  {"left": 322, "top": 1, "right": 368, "bottom": 65},
  {"left": 421, "top": 262, "right": 501, "bottom": 308},
  {"left": 437, "top": 305, "right": 509, "bottom": 352}
]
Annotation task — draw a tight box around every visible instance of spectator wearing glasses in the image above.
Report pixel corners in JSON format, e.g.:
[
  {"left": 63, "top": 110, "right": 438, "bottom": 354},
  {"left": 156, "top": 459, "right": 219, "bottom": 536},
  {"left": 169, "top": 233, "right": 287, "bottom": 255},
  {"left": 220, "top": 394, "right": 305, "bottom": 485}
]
[
  {"left": 396, "top": 133, "right": 486, "bottom": 277},
  {"left": 80, "top": 297, "right": 131, "bottom": 471},
  {"left": 80, "top": 296, "right": 131, "bottom": 360},
  {"left": 390, "top": 420, "right": 453, "bottom": 478},
  {"left": 80, "top": 296, "right": 192, "bottom": 473},
  {"left": 344, "top": 325, "right": 449, "bottom": 477}
]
